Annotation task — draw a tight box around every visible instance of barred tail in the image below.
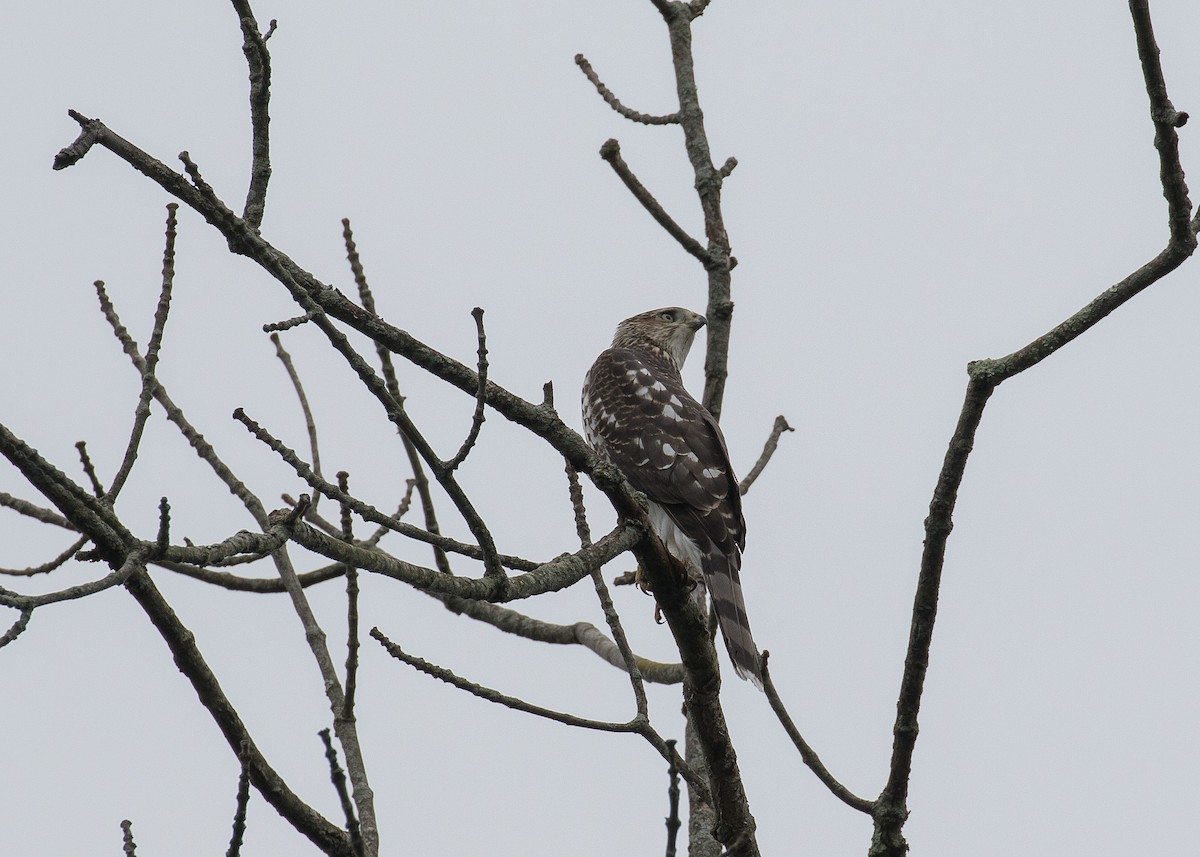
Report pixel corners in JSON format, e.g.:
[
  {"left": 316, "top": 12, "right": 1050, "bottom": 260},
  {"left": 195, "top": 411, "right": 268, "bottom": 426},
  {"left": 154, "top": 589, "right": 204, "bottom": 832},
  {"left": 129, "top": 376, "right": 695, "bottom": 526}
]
[{"left": 702, "top": 550, "right": 763, "bottom": 690}]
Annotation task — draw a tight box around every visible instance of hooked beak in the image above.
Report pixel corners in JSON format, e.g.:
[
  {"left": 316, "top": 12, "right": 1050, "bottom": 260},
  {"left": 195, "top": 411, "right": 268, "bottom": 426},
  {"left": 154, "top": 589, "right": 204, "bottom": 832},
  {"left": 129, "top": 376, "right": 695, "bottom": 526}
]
[{"left": 688, "top": 314, "right": 707, "bottom": 332}]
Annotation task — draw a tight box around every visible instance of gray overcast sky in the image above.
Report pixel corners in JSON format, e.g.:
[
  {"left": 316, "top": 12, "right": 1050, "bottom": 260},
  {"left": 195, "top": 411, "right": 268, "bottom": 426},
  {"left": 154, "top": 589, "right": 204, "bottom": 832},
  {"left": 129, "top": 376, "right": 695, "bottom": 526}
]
[{"left": 3, "top": 2, "right": 1199, "bottom": 855}]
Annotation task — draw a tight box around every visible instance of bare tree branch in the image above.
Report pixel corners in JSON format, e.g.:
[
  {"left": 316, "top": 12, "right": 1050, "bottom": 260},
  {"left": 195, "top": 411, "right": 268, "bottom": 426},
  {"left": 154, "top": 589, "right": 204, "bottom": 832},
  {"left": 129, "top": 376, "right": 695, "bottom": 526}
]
[
  {"left": 0, "top": 608, "right": 32, "bottom": 650},
  {"left": 229, "top": 0, "right": 275, "bottom": 229},
  {"left": 0, "top": 492, "right": 74, "bottom": 530},
  {"left": 873, "top": 9, "right": 1196, "bottom": 853},
  {"left": 760, "top": 652, "right": 874, "bottom": 814},
  {"left": 319, "top": 729, "right": 363, "bottom": 857},
  {"left": 441, "top": 594, "right": 685, "bottom": 684},
  {"left": 665, "top": 738, "right": 682, "bottom": 857},
  {"left": 233, "top": 408, "right": 537, "bottom": 571},
  {"left": 271, "top": 332, "right": 324, "bottom": 513},
  {"left": 739, "top": 415, "right": 793, "bottom": 495},
  {"left": 120, "top": 819, "right": 137, "bottom": 857},
  {"left": 444, "top": 307, "right": 488, "bottom": 472},
  {"left": 575, "top": 54, "right": 681, "bottom": 125},
  {"left": 74, "top": 440, "right": 104, "bottom": 496},
  {"left": 342, "top": 218, "right": 452, "bottom": 576},
  {"left": 0, "top": 535, "right": 87, "bottom": 577},
  {"left": 372, "top": 627, "right": 641, "bottom": 733},
  {"left": 291, "top": 517, "right": 643, "bottom": 603},
  {"left": 225, "top": 743, "right": 252, "bottom": 857},
  {"left": 599, "top": 138, "right": 710, "bottom": 265},
  {"left": 338, "top": 471, "right": 361, "bottom": 722},
  {"left": 370, "top": 627, "right": 706, "bottom": 798},
  {"left": 107, "top": 204, "right": 179, "bottom": 501}
]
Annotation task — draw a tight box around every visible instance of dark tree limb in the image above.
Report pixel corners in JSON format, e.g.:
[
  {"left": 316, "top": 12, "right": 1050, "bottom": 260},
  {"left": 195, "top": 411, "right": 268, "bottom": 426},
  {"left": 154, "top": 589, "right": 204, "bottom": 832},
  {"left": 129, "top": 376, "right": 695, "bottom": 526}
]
[
  {"left": 575, "top": 54, "right": 681, "bottom": 125},
  {"left": 319, "top": 728, "right": 363, "bottom": 856},
  {"left": 291, "top": 518, "right": 642, "bottom": 603},
  {"left": 370, "top": 627, "right": 707, "bottom": 799},
  {"left": 0, "top": 608, "right": 32, "bottom": 650},
  {"left": 761, "top": 655, "right": 875, "bottom": 815},
  {"left": 271, "top": 332, "right": 323, "bottom": 513},
  {"left": 107, "top": 204, "right": 179, "bottom": 502},
  {"left": 342, "top": 218, "right": 452, "bottom": 576},
  {"left": 871, "top": 7, "right": 1195, "bottom": 854},
  {"left": 338, "top": 471, "right": 361, "bottom": 722},
  {"left": 441, "top": 594, "right": 685, "bottom": 684},
  {"left": 74, "top": 440, "right": 104, "bottom": 496},
  {"left": 599, "top": 138, "right": 710, "bottom": 265},
  {"left": 232, "top": 407, "right": 536, "bottom": 570},
  {"left": 739, "top": 415, "right": 794, "bottom": 496},
  {"left": 225, "top": 743, "right": 252, "bottom": 857},
  {"left": 229, "top": 0, "right": 275, "bottom": 229},
  {"left": 0, "top": 492, "right": 74, "bottom": 529},
  {"left": 445, "top": 307, "right": 488, "bottom": 472},
  {"left": 665, "top": 738, "right": 682, "bottom": 857},
  {"left": 120, "top": 820, "right": 137, "bottom": 857},
  {"left": 0, "top": 535, "right": 87, "bottom": 577}
]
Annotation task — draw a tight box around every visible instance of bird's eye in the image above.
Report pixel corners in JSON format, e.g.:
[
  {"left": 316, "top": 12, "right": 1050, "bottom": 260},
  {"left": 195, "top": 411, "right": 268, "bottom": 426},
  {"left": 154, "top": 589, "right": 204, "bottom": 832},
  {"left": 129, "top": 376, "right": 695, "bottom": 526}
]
[{"left": 660, "top": 310, "right": 675, "bottom": 322}]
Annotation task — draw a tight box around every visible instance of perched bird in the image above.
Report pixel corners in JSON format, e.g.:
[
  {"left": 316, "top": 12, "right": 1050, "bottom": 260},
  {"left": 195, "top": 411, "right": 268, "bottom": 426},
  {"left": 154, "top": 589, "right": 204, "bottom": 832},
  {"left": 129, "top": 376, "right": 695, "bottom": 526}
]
[{"left": 582, "top": 307, "right": 763, "bottom": 689}]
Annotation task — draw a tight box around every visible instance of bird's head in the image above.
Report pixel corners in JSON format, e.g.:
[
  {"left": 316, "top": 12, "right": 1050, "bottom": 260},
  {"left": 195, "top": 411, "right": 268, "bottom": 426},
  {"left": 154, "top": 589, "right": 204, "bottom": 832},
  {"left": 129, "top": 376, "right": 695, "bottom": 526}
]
[{"left": 611, "top": 307, "right": 706, "bottom": 369}]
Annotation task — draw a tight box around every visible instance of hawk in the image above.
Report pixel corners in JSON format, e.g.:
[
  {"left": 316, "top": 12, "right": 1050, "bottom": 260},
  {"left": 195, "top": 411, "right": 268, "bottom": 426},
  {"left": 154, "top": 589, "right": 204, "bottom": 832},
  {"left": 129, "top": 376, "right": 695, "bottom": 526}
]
[{"left": 582, "top": 307, "right": 763, "bottom": 689}]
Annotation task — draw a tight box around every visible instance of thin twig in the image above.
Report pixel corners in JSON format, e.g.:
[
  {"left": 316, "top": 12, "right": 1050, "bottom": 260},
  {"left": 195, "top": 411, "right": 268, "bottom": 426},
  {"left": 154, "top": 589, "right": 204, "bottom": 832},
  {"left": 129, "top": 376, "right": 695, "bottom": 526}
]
[
  {"left": 95, "top": 280, "right": 270, "bottom": 527},
  {"left": 319, "top": 729, "right": 364, "bottom": 856},
  {"left": 441, "top": 594, "right": 684, "bottom": 684},
  {"left": 264, "top": 311, "right": 315, "bottom": 332},
  {"left": 107, "top": 204, "right": 179, "bottom": 501},
  {"left": 75, "top": 441, "right": 104, "bottom": 496},
  {"left": 564, "top": 458, "right": 593, "bottom": 548},
  {"left": 575, "top": 54, "right": 680, "bottom": 125},
  {"left": 566, "top": 460, "right": 650, "bottom": 714},
  {"left": 230, "top": 1, "right": 274, "bottom": 229},
  {"left": 0, "top": 549, "right": 148, "bottom": 611},
  {"left": 272, "top": 332, "right": 323, "bottom": 513},
  {"left": 372, "top": 627, "right": 639, "bottom": 731},
  {"left": 1129, "top": 0, "right": 1192, "bottom": 243},
  {"left": 0, "top": 492, "right": 74, "bottom": 529},
  {"left": 760, "top": 652, "right": 874, "bottom": 814},
  {"left": 155, "top": 497, "right": 171, "bottom": 555},
  {"left": 665, "top": 738, "right": 682, "bottom": 857},
  {"left": 225, "top": 742, "right": 253, "bottom": 857},
  {"left": 0, "top": 535, "right": 87, "bottom": 576},
  {"left": 120, "top": 820, "right": 137, "bottom": 857},
  {"left": 234, "top": 408, "right": 535, "bottom": 570},
  {"left": 739, "top": 415, "right": 794, "bottom": 495},
  {"left": 267, "top": 504, "right": 379, "bottom": 856},
  {"left": 155, "top": 558, "right": 344, "bottom": 591},
  {"left": 342, "top": 218, "right": 452, "bottom": 576},
  {"left": 179, "top": 150, "right": 220, "bottom": 201},
  {"left": 445, "top": 307, "right": 488, "bottom": 472},
  {"left": 339, "top": 471, "right": 360, "bottom": 721},
  {"left": 0, "top": 608, "right": 33, "bottom": 649},
  {"left": 291, "top": 517, "right": 642, "bottom": 603},
  {"left": 599, "top": 138, "right": 710, "bottom": 265}
]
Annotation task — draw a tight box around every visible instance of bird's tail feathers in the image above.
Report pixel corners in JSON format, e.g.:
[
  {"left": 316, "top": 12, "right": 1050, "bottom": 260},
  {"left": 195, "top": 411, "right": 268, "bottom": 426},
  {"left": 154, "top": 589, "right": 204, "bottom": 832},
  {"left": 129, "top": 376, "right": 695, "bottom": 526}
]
[{"left": 703, "top": 550, "right": 763, "bottom": 691}]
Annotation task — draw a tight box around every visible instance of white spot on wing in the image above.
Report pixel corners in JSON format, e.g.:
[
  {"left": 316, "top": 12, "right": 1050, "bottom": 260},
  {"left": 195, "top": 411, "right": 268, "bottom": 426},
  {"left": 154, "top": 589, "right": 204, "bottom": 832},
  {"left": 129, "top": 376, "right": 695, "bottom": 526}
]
[
  {"left": 668, "top": 394, "right": 683, "bottom": 407},
  {"left": 650, "top": 380, "right": 667, "bottom": 392},
  {"left": 661, "top": 404, "right": 682, "bottom": 421},
  {"left": 701, "top": 467, "right": 724, "bottom": 479},
  {"left": 661, "top": 442, "right": 676, "bottom": 457}
]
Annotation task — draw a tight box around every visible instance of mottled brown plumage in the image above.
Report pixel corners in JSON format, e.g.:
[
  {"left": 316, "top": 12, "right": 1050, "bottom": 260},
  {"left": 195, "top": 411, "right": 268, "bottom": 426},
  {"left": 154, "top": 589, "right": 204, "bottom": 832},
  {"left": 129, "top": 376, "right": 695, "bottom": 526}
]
[{"left": 582, "top": 307, "right": 762, "bottom": 689}]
